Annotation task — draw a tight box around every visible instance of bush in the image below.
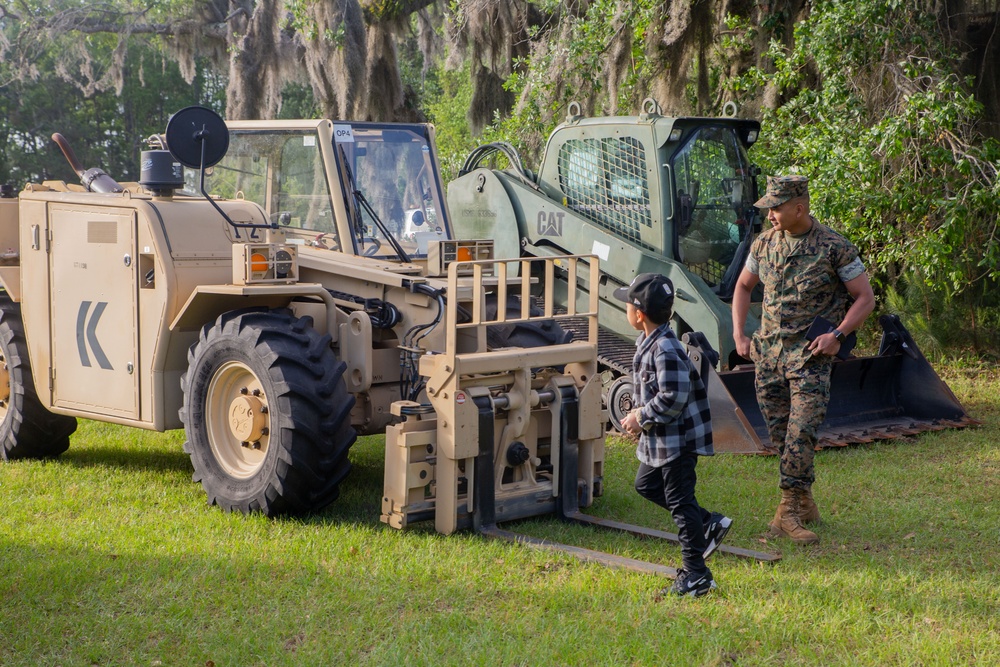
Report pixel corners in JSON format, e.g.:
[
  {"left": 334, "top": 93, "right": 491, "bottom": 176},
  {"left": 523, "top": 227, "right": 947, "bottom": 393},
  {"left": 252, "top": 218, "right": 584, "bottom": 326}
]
[{"left": 728, "top": 0, "right": 1000, "bottom": 356}]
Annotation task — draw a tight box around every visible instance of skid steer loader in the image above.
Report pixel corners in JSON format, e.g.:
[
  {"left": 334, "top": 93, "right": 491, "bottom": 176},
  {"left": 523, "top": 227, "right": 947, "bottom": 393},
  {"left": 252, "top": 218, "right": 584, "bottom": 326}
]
[
  {"left": 447, "top": 99, "right": 974, "bottom": 451},
  {"left": 0, "top": 106, "right": 775, "bottom": 575}
]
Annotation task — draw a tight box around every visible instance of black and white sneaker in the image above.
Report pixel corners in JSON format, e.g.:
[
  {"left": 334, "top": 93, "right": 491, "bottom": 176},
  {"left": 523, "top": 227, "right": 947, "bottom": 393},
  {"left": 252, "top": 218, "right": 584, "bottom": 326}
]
[
  {"left": 703, "top": 513, "right": 733, "bottom": 559},
  {"left": 668, "top": 568, "right": 716, "bottom": 597}
]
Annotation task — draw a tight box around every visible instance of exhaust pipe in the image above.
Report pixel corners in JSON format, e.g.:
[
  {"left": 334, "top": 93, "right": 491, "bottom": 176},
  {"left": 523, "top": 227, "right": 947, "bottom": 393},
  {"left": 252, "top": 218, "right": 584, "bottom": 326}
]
[{"left": 51, "top": 133, "right": 124, "bottom": 194}]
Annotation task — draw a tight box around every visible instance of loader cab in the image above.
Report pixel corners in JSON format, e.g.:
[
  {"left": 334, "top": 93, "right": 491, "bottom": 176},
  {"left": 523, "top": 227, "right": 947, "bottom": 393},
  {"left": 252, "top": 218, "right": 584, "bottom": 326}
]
[
  {"left": 541, "top": 114, "right": 760, "bottom": 300},
  {"left": 186, "top": 119, "right": 452, "bottom": 260},
  {"left": 666, "top": 120, "right": 761, "bottom": 300}
]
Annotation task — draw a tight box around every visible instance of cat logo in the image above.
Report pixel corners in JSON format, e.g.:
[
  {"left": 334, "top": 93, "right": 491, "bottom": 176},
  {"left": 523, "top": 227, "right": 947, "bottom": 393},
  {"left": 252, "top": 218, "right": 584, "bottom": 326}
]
[
  {"left": 537, "top": 211, "right": 564, "bottom": 237},
  {"left": 76, "top": 300, "right": 113, "bottom": 370}
]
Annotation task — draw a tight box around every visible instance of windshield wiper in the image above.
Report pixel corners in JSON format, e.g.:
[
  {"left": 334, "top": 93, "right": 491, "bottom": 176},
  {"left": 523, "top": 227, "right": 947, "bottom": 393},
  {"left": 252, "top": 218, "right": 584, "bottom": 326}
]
[
  {"left": 352, "top": 189, "right": 412, "bottom": 264},
  {"left": 340, "top": 148, "right": 411, "bottom": 263}
]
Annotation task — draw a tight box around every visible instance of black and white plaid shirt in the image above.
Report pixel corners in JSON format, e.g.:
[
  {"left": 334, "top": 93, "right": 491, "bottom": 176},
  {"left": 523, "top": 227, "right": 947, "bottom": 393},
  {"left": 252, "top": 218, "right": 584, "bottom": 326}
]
[{"left": 632, "top": 324, "right": 714, "bottom": 466}]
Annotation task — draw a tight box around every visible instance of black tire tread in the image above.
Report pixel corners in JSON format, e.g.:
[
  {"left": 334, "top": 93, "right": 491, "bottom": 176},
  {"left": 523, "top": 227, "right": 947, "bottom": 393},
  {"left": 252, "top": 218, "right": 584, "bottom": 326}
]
[
  {"left": 0, "top": 296, "right": 77, "bottom": 460},
  {"left": 179, "top": 308, "right": 356, "bottom": 515},
  {"left": 485, "top": 295, "right": 571, "bottom": 350}
]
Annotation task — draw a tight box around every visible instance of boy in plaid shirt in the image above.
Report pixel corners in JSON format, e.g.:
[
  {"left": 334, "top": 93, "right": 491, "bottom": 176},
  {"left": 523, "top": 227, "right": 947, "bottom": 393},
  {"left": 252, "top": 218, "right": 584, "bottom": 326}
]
[{"left": 616, "top": 273, "right": 731, "bottom": 597}]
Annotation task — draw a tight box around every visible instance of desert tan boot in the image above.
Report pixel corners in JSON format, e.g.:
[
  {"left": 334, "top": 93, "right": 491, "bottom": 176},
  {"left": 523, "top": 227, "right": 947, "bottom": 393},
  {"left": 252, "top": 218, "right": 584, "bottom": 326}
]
[
  {"left": 799, "top": 486, "right": 820, "bottom": 524},
  {"left": 768, "top": 488, "right": 819, "bottom": 544}
]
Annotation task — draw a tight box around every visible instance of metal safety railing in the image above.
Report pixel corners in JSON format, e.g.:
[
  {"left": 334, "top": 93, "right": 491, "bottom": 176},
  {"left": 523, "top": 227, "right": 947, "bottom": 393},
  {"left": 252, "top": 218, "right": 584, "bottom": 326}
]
[{"left": 444, "top": 254, "right": 600, "bottom": 359}]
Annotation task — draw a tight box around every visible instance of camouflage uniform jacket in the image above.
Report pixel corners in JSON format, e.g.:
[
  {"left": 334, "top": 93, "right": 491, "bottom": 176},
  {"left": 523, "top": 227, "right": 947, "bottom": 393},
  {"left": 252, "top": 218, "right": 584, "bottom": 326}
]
[
  {"left": 748, "top": 218, "right": 863, "bottom": 371},
  {"left": 632, "top": 323, "right": 714, "bottom": 466}
]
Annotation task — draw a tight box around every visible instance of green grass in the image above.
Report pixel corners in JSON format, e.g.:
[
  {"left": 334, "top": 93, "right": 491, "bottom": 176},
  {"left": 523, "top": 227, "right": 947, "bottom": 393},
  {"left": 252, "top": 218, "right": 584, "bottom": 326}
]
[{"left": 2, "top": 368, "right": 999, "bottom": 666}]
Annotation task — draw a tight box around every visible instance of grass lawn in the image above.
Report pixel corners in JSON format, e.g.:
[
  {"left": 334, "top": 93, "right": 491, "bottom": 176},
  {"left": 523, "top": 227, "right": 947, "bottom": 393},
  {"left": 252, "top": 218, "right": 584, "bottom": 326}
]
[{"left": 1, "top": 368, "right": 998, "bottom": 666}]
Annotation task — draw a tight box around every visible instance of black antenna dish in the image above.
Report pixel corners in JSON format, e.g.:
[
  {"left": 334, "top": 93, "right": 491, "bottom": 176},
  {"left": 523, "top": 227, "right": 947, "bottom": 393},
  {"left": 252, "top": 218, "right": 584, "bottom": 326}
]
[{"left": 165, "top": 106, "right": 230, "bottom": 169}]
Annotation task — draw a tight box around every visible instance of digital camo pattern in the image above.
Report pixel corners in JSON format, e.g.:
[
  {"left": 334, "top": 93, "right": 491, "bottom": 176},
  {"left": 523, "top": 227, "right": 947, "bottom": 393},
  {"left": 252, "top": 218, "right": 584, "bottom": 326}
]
[
  {"left": 754, "top": 175, "right": 809, "bottom": 208},
  {"left": 748, "top": 219, "right": 860, "bottom": 488},
  {"left": 749, "top": 219, "right": 859, "bottom": 372},
  {"left": 755, "top": 356, "right": 832, "bottom": 488}
]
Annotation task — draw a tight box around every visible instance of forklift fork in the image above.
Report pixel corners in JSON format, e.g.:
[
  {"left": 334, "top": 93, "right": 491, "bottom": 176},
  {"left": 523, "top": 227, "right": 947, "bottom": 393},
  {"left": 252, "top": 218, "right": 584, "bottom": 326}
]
[{"left": 473, "top": 389, "right": 779, "bottom": 578}]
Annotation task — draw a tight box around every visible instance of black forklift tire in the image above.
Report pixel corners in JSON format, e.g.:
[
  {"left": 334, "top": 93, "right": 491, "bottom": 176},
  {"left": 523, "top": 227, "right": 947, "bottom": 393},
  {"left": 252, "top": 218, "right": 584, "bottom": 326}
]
[
  {"left": 485, "top": 295, "right": 572, "bottom": 350},
  {"left": 0, "top": 295, "right": 76, "bottom": 460},
  {"left": 179, "top": 308, "right": 356, "bottom": 516}
]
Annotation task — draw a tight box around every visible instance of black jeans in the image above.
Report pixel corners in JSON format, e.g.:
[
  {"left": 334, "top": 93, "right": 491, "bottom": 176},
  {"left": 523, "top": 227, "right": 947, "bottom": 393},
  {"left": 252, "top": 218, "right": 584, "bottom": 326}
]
[{"left": 635, "top": 453, "right": 711, "bottom": 575}]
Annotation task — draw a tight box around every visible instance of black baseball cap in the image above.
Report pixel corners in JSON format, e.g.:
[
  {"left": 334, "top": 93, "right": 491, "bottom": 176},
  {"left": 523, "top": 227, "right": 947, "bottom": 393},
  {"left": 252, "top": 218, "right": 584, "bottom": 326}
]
[{"left": 613, "top": 273, "right": 674, "bottom": 322}]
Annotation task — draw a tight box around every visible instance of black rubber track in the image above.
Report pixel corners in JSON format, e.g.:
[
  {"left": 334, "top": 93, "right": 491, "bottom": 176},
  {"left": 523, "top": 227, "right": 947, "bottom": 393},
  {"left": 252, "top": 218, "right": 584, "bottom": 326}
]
[
  {"left": 0, "top": 295, "right": 77, "bottom": 460},
  {"left": 179, "top": 308, "right": 356, "bottom": 515}
]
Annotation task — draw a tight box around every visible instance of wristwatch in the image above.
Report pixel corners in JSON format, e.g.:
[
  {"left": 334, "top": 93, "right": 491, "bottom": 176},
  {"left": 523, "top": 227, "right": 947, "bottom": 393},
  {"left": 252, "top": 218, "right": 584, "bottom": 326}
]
[{"left": 832, "top": 329, "right": 846, "bottom": 343}]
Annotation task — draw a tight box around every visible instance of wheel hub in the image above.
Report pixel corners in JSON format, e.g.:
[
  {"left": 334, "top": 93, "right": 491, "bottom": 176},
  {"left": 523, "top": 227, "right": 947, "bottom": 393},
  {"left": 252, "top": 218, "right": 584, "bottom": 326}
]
[
  {"left": 228, "top": 394, "right": 266, "bottom": 443},
  {"left": 205, "top": 361, "right": 271, "bottom": 478},
  {"left": 606, "top": 375, "right": 635, "bottom": 433}
]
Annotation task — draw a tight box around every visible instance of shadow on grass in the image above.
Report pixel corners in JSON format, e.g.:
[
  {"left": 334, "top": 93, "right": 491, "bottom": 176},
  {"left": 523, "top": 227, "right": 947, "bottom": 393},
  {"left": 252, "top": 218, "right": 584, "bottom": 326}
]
[
  {"left": 60, "top": 445, "right": 194, "bottom": 475},
  {"left": 0, "top": 536, "right": 429, "bottom": 665},
  {"left": 310, "top": 441, "right": 388, "bottom": 527},
  {"left": 54, "top": 426, "right": 391, "bottom": 521},
  {"left": 44, "top": 425, "right": 401, "bottom": 534},
  {"left": 53, "top": 419, "right": 193, "bottom": 474}
]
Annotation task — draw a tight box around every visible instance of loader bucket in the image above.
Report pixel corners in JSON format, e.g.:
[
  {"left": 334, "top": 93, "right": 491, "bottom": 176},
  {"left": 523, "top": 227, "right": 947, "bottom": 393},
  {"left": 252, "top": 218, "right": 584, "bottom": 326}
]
[{"left": 707, "top": 315, "right": 975, "bottom": 454}]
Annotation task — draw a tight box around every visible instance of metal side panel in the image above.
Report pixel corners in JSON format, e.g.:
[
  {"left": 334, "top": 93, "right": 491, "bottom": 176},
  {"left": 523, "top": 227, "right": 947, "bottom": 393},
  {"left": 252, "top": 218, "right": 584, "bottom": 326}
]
[
  {"left": 49, "top": 205, "right": 139, "bottom": 419},
  {"left": 447, "top": 169, "right": 523, "bottom": 261}
]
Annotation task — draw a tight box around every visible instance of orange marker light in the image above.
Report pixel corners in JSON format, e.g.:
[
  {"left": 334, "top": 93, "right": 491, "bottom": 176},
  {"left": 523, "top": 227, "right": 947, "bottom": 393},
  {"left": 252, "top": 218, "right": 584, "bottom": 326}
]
[{"left": 250, "top": 252, "right": 269, "bottom": 273}]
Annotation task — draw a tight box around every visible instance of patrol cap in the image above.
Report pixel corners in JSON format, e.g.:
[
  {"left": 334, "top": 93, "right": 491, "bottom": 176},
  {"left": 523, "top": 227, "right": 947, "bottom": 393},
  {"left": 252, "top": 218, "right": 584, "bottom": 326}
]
[
  {"left": 613, "top": 273, "right": 674, "bottom": 322},
  {"left": 754, "top": 175, "right": 809, "bottom": 208}
]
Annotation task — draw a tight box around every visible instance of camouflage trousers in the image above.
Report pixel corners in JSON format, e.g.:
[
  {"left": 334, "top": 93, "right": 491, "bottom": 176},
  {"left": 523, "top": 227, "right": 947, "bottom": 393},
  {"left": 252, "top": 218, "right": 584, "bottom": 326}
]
[{"left": 754, "top": 356, "right": 833, "bottom": 490}]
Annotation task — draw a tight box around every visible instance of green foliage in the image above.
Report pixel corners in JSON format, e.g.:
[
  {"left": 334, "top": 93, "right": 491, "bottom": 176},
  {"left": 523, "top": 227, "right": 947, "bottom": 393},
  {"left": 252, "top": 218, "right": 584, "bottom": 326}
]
[
  {"left": 482, "top": 48, "right": 559, "bottom": 160},
  {"left": 278, "top": 82, "right": 321, "bottom": 120},
  {"left": 478, "top": 0, "right": 661, "bottom": 162},
  {"left": 423, "top": 63, "right": 477, "bottom": 182},
  {"left": 885, "top": 281, "right": 1000, "bottom": 361},
  {"left": 283, "top": 0, "right": 321, "bottom": 41},
  {"left": 727, "top": 0, "right": 1000, "bottom": 355},
  {"left": 1, "top": 44, "right": 222, "bottom": 187}
]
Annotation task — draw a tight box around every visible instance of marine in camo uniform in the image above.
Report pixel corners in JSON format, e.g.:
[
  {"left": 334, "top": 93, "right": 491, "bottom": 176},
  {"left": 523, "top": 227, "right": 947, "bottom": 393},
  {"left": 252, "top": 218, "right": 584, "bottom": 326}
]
[{"left": 732, "top": 175, "right": 875, "bottom": 544}]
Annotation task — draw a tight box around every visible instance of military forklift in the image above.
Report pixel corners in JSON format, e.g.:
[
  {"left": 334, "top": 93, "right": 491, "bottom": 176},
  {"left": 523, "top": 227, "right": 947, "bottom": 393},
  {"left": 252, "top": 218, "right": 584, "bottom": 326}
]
[{"left": 0, "top": 106, "right": 776, "bottom": 575}]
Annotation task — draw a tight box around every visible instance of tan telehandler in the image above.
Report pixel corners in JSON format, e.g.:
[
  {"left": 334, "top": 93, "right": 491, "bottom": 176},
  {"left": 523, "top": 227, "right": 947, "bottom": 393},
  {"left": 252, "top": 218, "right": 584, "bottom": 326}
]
[{"left": 0, "top": 107, "right": 774, "bottom": 574}]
